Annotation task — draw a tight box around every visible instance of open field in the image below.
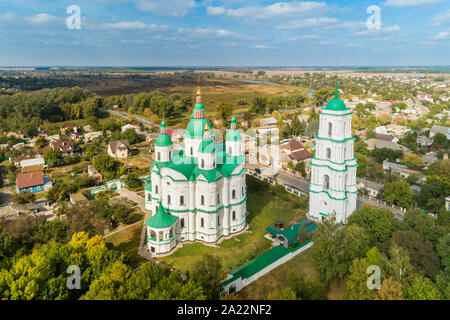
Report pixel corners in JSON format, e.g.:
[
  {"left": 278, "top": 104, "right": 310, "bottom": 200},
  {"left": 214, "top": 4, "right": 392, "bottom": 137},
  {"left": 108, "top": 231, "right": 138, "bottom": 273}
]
[
  {"left": 104, "top": 220, "right": 146, "bottom": 268},
  {"left": 158, "top": 176, "right": 308, "bottom": 274},
  {"left": 229, "top": 250, "right": 345, "bottom": 300}
]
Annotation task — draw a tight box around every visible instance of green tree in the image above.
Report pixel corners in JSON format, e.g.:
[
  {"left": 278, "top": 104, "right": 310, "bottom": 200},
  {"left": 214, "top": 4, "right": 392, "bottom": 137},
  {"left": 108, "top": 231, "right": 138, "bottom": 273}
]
[
  {"left": 191, "top": 254, "right": 223, "bottom": 300},
  {"left": 381, "top": 180, "right": 413, "bottom": 208},
  {"left": 267, "top": 287, "right": 297, "bottom": 300},
  {"left": 216, "top": 102, "right": 234, "bottom": 126},
  {"left": 375, "top": 278, "right": 404, "bottom": 300},
  {"left": 347, "top": 206, "right": 396, "bottom": 246},
  {"left": 404, "top": 276, "right": 442, "bottom": 300}
]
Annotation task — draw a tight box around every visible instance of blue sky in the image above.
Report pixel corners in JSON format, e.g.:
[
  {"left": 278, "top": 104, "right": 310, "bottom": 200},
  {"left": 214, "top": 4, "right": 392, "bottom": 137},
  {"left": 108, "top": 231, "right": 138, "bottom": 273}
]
[{"left": 0, "top": 0, "right": 449, "bottom": 66}]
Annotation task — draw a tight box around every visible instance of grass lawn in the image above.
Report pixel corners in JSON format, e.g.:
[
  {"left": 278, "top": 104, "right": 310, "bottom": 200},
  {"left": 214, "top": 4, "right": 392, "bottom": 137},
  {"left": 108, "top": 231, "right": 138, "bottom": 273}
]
[
  {"left": 104, "top": 221, "right": 146, "bottom": 268},
  {"left": 158, "top": 176, "right": 309, "bottom": 274},
  {"left": 229, "top": 250, "right": 345, "bottom": 300}
]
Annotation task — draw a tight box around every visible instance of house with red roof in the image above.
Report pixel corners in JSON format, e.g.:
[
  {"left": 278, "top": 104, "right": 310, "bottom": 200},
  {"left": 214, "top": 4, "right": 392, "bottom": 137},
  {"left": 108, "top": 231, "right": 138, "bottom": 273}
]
[
  {"left": 15, "top": 171, "right": 52, "bottom": 194},
  {"left": 50, "top": 140, "right": 77, "bottom": 156}
]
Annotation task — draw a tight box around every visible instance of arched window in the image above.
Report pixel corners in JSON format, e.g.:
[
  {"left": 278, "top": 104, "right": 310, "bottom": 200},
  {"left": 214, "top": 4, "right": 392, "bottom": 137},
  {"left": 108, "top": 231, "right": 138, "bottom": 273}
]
[
  {"left": 201, "top": 159, "right": 205, "bottom": 169},
  {"left": 217, "top": 194, "right": 220, "bottom": 204},
  {"left": 181, "top": 218, "right": 185, "bottom": 228},
  {"left": 232, "top": 190, "right": 236, "bottom": 199},
  {"left": 328, "top": 122, "right": 332, "bottom": 137},
  {"left": 180, "top": 195, "right": 184, "bottom": 205},
  {"left": 201, "top": 195, "right": 205, "bottom": 205},
  {"left": 150, "top": 230, "right": 156, "bottom": 239},
  {"left": 159, "top": 231, "right": 163, "bottom": 240},
  {"left": 147, "top": 193, "right": 151, "bottom": 201},
  {"left": 232, "top": 211, "right": 236, "bottom": 221},
  {"left": 326, "top": 148, "right": 331, "bottom": 160},
  {"left": 155, "top": 185, "right": 158, "bottom": 194},
  {"left": 200, "top": 218, "right": 204, "bottom": 228},
  {"left": 217, "top": 215, "right": 220, "bottom": 226},
  {"left": 157, "top": 152, "right": 161, "bottom": 161},
  {"left": 323, "top": 175, "right": 330, "bottom": 190},
  {"left": 213, "top": 160, "right": 215, "bottom": 167},
  {"left": 190, "top": 147, "right": 193, "bottom": 155},
  {"left": 167, "top": 195, "right": 171, "bottom": 205},
  {"left": 169, "top": 228, "right": 173, "bottom": 237},
  {"left": 228, "top": 147, "right": 232, "bottom": 154},
  {"left": 169, "top": 151, "right": 172, "bottom": 159},
  {"left": 242, "top": 187, "right": 244, "bottom": 196}
]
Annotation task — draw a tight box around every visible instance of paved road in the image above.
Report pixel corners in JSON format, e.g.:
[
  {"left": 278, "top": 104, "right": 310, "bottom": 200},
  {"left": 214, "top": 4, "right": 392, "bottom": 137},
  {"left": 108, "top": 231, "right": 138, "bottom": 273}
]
[
  {"left": 0, "top": 166, "right": 13, "bottom": 206},
  {"left": 101, "top": 109, "right": 159, "bottom": 129},
  {"left": 247, "top": 163, "right": 404, "bottom": 219},
  {"left": 117, "top": 188, "right": 147, "bottom": 212}
]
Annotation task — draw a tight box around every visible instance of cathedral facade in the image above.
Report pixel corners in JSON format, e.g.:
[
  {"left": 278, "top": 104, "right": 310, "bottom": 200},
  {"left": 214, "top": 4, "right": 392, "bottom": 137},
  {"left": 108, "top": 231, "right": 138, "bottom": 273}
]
[
  {"left": 308, "top": 83, "right": 358, "bottom": 223},
  {"left": 144, "top": 89, "right": 247, "bottom": 255}
]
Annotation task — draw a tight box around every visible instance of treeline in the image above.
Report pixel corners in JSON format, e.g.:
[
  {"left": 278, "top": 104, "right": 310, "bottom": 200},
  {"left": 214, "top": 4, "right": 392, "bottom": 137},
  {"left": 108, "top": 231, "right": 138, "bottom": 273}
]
[
  {"left": 0, "top": 87, "right": 102, "bottom": 136},
  {"left": 250, "top": 93, "right": 307, "bottom": 114},
  {"left": 104, "top": 90, "right": 193, "bottom": 118}
]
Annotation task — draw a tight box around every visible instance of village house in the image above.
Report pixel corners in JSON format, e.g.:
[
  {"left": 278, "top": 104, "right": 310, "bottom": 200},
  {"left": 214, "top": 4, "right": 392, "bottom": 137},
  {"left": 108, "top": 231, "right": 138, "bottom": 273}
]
[
  {"left": 366, "top": 138, "right": 409, "bottom": 153},
  {"left": 84, "top": 131, "right": 103, "bottom": 143},
  {"left": 108, "top": 139, "right": 131, "bottom": 159},
  {"left": 356, "top": 178, "right": 383, "bottom": 197},
  {"left": 121, "top": 124, "right": 141, "bottom": 133},
  {"left": 50, "top": 140, "right": 76, "bottom": 156},
  {"left": 61, "top": 122, "right": 78, "bottom": 134},
  {"left": 69, "top": 193, "right": 89, "bottom": 205},
  {"left": 430, "top": 125, "right": 450, "bottom": 140},
  {"left": 88, "top": 165, "right": 102, "bottom": 182},
  {"left": 0, "top": 203, "right": 42, "bottom": 224},
  {"left": 15, "top": 171, "right": 52, "bottom": 194},
  {"left": 283, "top": 139, "right": 312, "bottom": 164}
]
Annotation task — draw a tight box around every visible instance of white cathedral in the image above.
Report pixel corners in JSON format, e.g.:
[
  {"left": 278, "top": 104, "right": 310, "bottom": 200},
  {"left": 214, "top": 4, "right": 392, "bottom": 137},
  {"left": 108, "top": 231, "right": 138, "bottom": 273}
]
[
  {"left": 144, "top": 88, "right": 247, "bottom": 255},
  {"left": 308, "top": 82, "right": 358, "bottom": 223}
]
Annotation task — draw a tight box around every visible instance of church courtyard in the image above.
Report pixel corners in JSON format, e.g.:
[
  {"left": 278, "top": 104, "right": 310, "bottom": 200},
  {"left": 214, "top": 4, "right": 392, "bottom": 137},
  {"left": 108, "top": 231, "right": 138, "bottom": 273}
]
[{"left": 158, "top": 175, "right": 309, "bottom": 273}]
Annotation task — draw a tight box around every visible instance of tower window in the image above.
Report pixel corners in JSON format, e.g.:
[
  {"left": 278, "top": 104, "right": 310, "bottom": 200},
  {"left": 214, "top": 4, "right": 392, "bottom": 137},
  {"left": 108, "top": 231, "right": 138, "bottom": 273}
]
[
  {"left": 180, "top": 195, "right": 184, "bottom": 205},
  {"left": 217, "top": 194, "right": 220, "bottom": 204},
  {"left": 323, "top": 175, "right": 330, "bottom": 190},
  {"left": 201, "top": 159, "right": 205, "bottom": 169},
  {"left": 326, "top": 148, "right": 331, "bottom": 160},
  {"left": 167, "top": 195, "right": 171, "bottom": 205},
  {"left": 181, "top": 218, "right": 185, "bottom": 228},
  {"left": 232, "top": 190, "right": 236, "bottom": 199},
  {"left": 232, "top": 211, "right": 236, "bottom": 221},
  {"left": 328, "top": 122, "right": 332, "bottom": 137},
  {"left": 190, "top": 147, "right": 193, "bottom": 155},
  {"left": 155, "top": 185, "right": 158, "bottom": 194},
  {"left": 157, "top": 152, "right": 161, "bottom": 161},
  {"left": 201, "top": 195, "right": 205, "bottom": 205},
  {"left": 201, "top": 218, "right": 204, "bottom": 228}
]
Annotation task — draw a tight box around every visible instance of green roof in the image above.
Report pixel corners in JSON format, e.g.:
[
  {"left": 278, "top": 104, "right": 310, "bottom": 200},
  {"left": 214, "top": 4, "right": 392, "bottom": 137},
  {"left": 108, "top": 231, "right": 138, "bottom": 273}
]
[
  {"left": 144, "top": 183, "right": 152, "bottom": 191},
  {"left": 198, "top": 139, "right": 216, "bottom": 153},
  {"left": 146, "top": 203, "right": 177, "bottom": 229},
  {"left": 223, "top": 246, "right": 291, "bottom": 286},
  {"left": 225, "top": 129, "right": 242, "bottom": 141},
  {"left": 323, "top": 81, "right": 349, "bottom": 111},
  {"left": 185, "top": 118, "right": 214, "bottom": 139},
  {"left": 150, "top": 148, "right": 244, "bottom": 182},
  {"left": 155, "top": 133, "right": 173, "bottom": 147},
  {"left": 266, "top": 220, "right": 317, "bottom": 243},
  {"left": 193, "top": 102, "right": 205, "bottom": 111}
]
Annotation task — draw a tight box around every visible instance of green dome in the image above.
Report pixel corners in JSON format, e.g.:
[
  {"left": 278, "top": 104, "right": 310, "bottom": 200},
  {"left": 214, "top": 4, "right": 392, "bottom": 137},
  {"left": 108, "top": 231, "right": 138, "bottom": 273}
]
[
  {"left": 324, "top": 97, "right": 348, "bottom": 111},
  {"left": 155, "top": 133, "right": 173, "bottom": 147},
  {"left": 146, "top": 203, "right": 177, "bottom": 229},
  {"left": 185, "top": 118, "right": 214, "bottom": 139},
  {"left": 226, "top": 129, "right": 242, "bottom": 141},
  {"left": 193, "top": 103, "right": 205, "bottom": 111},
  {"left": 323, "top": 81, "right": 349, "bottom": 111},
  {"left": 198, "top": 139, "right": 216, "bottom": 153}
]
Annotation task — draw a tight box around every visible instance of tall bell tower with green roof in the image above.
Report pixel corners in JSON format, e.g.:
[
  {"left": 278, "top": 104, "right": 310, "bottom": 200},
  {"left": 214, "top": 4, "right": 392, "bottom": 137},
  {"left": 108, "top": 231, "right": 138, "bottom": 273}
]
[{"left": 308, "top": 81, "right": 358, "bottom": 223}]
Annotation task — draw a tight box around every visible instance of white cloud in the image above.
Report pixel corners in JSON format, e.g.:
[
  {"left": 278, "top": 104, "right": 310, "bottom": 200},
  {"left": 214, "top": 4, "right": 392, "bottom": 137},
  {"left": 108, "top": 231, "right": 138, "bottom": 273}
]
[
  {"left": 431, "top": 9, "right": 450, "bottom": 25},
  {"left": 103, "top": 21, "right": 159, "bottom": 30},
  {"left": 355, "top": 25, "right": 401, "bottom": 36},
  {"left": 250, "top": 45, "right": 270, "bottom": 49},
  {"left": 24, "top": 13, "right": 60, "bottom": 25},
  {"left": 207, "top": 1, "right": 327, "bottom": 19},
  {"left": 430, "top": 31, "right": 450, "bottom": 39},
  {"left": 133, "top": 0, "right": 196, "bottom": 16},
  {"left": 383, "top": 0, "right": 441, "bottom": 7},
  {"left": 277, "top": 17, "right": 338, "bottom": 29},
  {"left": 0, "top": 12, "right": 19, "bottom": 22}
]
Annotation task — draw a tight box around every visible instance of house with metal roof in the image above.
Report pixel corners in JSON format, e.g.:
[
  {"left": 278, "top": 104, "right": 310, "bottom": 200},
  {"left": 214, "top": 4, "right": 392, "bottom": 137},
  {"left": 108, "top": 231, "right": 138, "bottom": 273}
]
[{"left": 15, "top": 171, "right": 52, "bottom": 194}]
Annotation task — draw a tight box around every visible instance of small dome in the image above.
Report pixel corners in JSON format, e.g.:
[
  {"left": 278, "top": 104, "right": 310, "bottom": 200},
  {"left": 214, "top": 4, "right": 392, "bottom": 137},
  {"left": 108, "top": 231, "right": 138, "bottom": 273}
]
[
  {"left": 193, "top": 102, "right": 205, "bottom": 111},
  {"left": 323, "top": 81, "right": 349, "bottom": 111},
  {"left": 198, "top": 139, "right": 216, "bottom": 153},
  {"left": 146, "top": 203, "right": 177, "bottom": 229},
  {"left": 155, "top": 133, "right": 173, "bottom": 147}
]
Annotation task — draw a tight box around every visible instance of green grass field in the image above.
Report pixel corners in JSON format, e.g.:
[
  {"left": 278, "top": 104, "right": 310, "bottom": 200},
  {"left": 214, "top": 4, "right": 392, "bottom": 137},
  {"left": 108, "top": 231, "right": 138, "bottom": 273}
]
[{"left": 158, "top": 176, "right": 309, "bottom": 274}]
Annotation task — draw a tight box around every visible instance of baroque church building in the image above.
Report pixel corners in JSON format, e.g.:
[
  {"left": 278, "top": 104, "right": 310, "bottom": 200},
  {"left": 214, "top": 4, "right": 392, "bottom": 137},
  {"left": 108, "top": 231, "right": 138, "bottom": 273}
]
[
  {"left": 144, "top": 88, "right": 247, "bottom": 255},
  {"left": 308, "top": 82, "right": 358, "bottom": 223}
]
